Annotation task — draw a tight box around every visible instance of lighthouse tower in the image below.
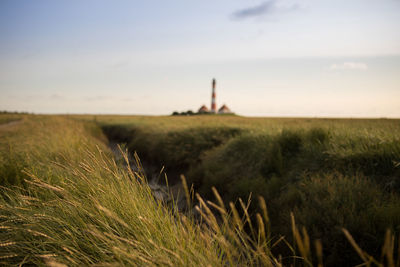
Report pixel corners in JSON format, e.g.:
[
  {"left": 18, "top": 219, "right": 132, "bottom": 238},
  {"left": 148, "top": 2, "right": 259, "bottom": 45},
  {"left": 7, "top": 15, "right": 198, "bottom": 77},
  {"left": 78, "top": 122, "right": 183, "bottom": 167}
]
[{"left": 211, "top": 78, "right": 217, "bottom": 113}]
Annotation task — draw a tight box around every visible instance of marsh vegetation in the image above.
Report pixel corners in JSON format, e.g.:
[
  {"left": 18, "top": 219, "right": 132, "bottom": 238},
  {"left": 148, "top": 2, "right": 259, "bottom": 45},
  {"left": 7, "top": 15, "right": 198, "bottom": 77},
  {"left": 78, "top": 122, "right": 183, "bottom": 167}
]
[{"left": 0, "top": 114, "right": 399, "bottom": 266}]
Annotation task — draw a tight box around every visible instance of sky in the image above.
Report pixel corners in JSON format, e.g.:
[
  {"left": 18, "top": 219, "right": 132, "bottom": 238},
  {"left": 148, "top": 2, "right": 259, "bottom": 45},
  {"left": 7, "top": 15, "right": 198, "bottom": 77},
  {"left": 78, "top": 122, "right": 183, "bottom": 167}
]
[{"left": 0, "top": 0, "right": 399, "bottom": 117}]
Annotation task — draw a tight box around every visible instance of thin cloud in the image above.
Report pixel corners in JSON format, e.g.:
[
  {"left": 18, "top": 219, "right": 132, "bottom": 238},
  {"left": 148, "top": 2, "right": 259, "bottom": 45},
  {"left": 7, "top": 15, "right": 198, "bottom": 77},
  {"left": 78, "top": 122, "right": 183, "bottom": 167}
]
[
  {"left": 232, "top": 0, "right": 299, "bottom": 20},
  {"left": 330, "top": 62, "right": 368, "bottom": 71},
  {"left": 233, "top": 1, "right": 276, "bottom": 19}
]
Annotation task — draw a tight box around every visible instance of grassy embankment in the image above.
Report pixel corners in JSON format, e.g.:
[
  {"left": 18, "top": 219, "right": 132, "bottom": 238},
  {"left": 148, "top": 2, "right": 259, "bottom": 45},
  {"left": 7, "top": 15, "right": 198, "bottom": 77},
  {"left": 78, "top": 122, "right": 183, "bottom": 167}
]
[
  {"left": 0, "top": 114, "right": 299, "bottom": 266},
  {"left": 95, "top": 114, "right": 400, "bottom": 266}
]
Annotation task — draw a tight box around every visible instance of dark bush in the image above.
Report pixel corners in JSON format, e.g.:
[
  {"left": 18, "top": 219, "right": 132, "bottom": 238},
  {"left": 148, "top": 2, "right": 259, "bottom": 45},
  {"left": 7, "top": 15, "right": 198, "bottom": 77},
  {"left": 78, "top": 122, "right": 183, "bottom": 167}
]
[
  {"left": 308, "top": 127, "right": 329, "bottom": 144},
  {"left": 157, "top": 127, "right": 243, "bottom": 170},
  {"left": 193, "top": 134, "right": 271, "bottom": 197},
  {"left": 278, "top": 129, "right": 303, "bottom": 156},
  {"left": 101, "top": 124, "right": 244, "bottom": 179},
  {"left": 101, "top": 124, "right": 135, "bottom": 143},
  {"left": 261, "top": 142, "right": 283, "bottom": 176}
]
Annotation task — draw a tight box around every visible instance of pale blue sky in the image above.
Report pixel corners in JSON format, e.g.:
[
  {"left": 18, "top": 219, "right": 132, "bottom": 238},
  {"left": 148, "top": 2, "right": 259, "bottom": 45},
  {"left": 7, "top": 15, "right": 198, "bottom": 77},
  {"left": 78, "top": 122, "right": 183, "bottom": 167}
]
[{"left": 1, "top": 0, "right": 399, "bottom": 117}]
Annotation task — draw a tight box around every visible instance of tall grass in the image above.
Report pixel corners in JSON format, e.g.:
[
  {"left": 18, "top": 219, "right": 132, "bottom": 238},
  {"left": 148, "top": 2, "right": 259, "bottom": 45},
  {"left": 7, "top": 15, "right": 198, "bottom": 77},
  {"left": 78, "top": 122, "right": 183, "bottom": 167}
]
[
  {"left": 0, "top": 115, "right": 284, "bottom": 266},
  {"left": 95, "top": 115, "right": 400, "bottom": 266},
  {"left": 1, "top": 114, "right": 399, "bottom": 266}
]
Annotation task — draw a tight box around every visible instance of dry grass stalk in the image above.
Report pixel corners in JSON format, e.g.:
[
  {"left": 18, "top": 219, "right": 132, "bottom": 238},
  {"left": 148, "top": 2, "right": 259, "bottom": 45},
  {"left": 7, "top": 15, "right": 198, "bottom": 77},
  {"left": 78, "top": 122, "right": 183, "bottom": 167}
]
[{"left": 181, "top": 175, "right": 191, "bottom": 210}]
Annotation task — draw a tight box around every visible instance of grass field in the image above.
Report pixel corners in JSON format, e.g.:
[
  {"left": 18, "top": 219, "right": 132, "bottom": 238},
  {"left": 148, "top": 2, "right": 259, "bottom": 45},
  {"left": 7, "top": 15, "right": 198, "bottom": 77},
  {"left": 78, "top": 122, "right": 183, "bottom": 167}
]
[
  {"left": 1, "top": 113, "right": 399, "bottom": 266},
  {"left": 93, "top": 114, "right": 400, "bottom": 266},
  {"left": 0, "top": 114, "right": 294, "bottom": 266}
]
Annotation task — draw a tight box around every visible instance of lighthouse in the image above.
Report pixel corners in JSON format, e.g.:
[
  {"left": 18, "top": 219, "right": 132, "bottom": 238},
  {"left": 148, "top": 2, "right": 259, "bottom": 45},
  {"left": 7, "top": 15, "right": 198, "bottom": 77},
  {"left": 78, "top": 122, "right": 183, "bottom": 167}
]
[
  {"left": 211, "top": 78, "right": 217, "bottom": 113},
  {"left": 196, "top": 78, "right": 234, "bottom": 115}
]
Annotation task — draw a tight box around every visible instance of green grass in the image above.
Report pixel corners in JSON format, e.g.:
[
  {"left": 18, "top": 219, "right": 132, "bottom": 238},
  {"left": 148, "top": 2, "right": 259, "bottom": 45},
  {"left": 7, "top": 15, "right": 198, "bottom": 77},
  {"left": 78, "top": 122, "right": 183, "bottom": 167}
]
[
  {"left": 89, "top": 114, "right": 400, "bottom": 266},
  {"left": 0, "top": 114, "right": 287, "bottom": 266},
  {"left": 1, "top": 114, "right": 399, "bottom": 266}
]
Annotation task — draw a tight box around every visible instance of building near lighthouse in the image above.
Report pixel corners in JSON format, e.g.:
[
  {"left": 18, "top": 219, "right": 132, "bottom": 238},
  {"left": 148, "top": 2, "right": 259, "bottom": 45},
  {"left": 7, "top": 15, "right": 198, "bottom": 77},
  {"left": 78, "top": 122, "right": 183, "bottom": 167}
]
[
  {"left": 198, "top": 105, "right": 209, "bottom": 113},
  {"left": 218, "top": 104, "right": 232, "bottom": 114}
]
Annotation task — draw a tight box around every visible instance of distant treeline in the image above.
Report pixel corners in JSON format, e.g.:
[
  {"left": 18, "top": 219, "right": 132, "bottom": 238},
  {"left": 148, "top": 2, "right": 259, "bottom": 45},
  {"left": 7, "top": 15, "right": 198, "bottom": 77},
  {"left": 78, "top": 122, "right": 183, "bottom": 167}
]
[
  {"left": 0, "top": 110, "right": 31, "bottom": 114},
  {"left": 172, "top": 110, "right": 196, "bottom": 116},
  {"left": 172, "top": 110, "right": 235, "bottom": 116}
]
